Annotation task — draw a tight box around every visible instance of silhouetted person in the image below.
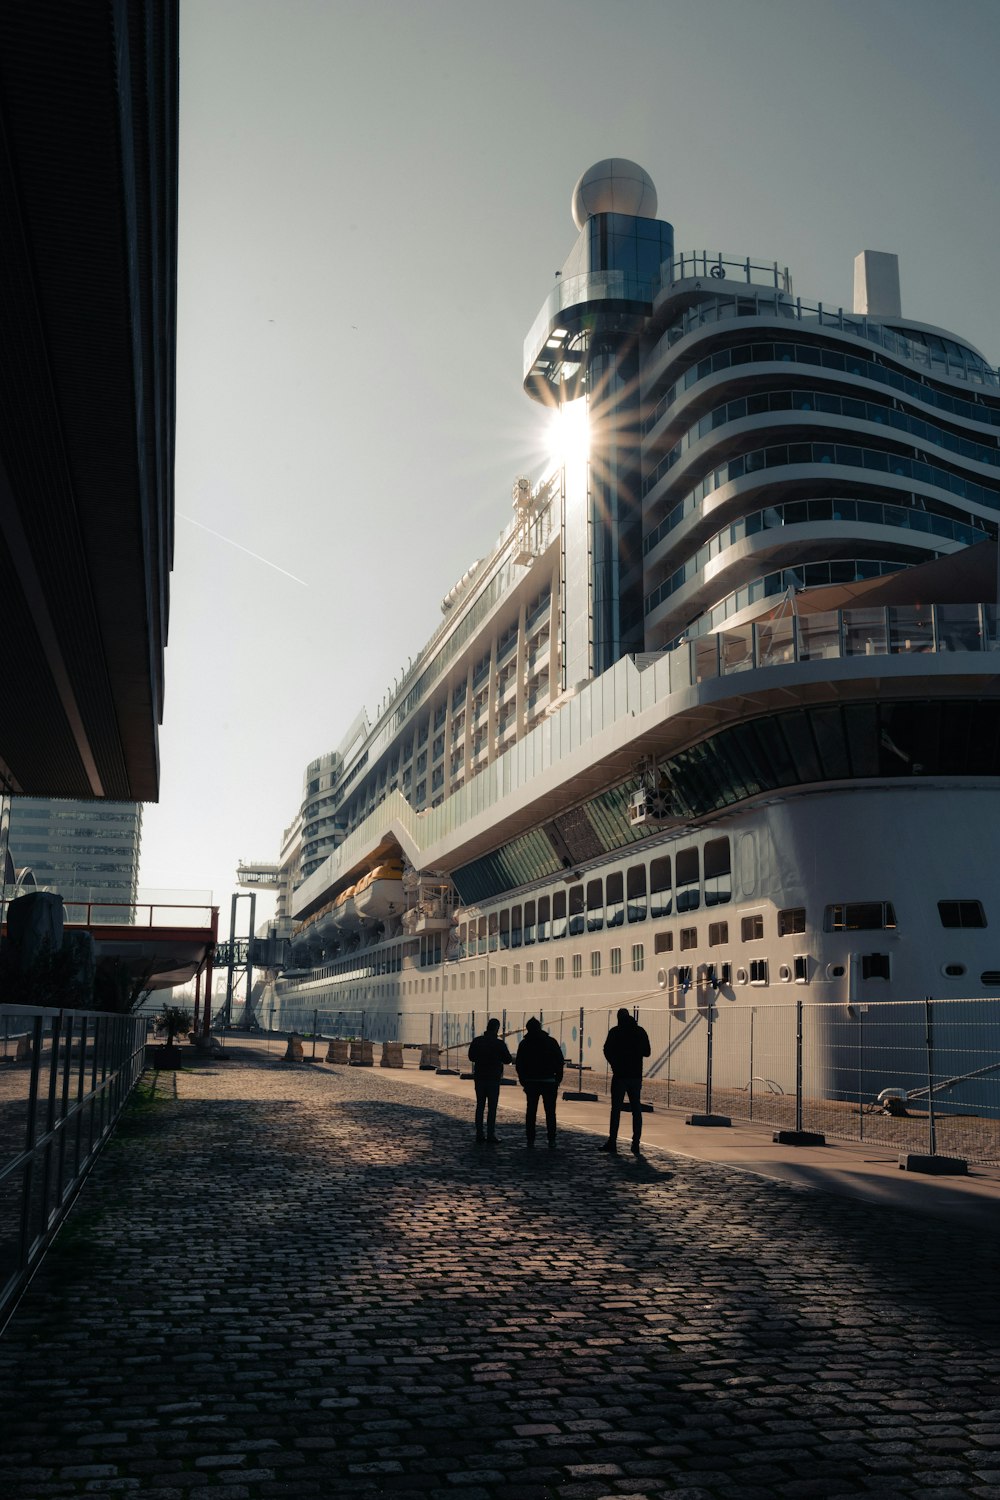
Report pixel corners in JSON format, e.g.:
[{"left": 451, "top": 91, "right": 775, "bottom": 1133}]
[
  {"left": 600, "top": 1008, "right": 651, "bottom": 1156},
  {"left": 468, "top": 1016, "right": 512, "bottom": 1144},
  {"left": 515, "top": 1017, "right": 564, "bottom": 1148}
]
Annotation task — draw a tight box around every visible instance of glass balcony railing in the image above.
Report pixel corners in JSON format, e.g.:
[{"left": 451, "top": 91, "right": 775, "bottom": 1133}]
[
  {"left": 642, "top": 438, "right": 1000, "bottom": 560},
  {"left": 646, "top": 291, "right": 1000, "bottom": 392},
  {"left": 642, "top": 385, "right": 1000, "bottom": 500},
  {"left": 644, "top": 501, "right": 992, "bottom": 615}
]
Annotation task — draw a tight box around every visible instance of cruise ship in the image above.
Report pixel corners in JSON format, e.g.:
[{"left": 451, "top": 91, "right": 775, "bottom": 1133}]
[{"left": 263, "top": 159, "right": 1000, "bottom": 1089}]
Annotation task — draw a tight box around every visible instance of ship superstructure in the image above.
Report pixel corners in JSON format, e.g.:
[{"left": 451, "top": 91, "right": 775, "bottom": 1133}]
[{"left": 262, "top": 160, "right": 1000, "bottom": 1083}]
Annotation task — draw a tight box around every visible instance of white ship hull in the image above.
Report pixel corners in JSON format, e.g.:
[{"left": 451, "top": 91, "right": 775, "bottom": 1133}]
[{"left": 274, "top": 781, "right": 1000, "bottom": 1105}]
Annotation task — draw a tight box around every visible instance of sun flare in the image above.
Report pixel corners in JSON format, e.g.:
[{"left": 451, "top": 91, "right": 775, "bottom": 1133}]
[{"left": 547, "top": 397, "right": 590, "bottom": 471}]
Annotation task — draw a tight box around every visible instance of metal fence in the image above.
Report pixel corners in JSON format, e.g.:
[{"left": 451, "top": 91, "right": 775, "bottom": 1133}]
[
  {"left": 276, "top": 995, "right": 1000, "bottom": 1165},
  {"left": 0, "top": 1005, "right": 147, "bottom": 1331}
]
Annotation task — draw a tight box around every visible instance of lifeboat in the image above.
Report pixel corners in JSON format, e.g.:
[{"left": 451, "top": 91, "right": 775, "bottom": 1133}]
[
  {"left": 353, "top": 859, "right": 405, "bottom": 924},
  {"left": 331, "top": 883, "right": 361, "bottom": 933}
]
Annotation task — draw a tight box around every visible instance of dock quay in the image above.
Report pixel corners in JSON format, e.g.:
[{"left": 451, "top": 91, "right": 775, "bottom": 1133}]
[{"left": 1, "top": 1041, "right": 999, "bottom": 1500}]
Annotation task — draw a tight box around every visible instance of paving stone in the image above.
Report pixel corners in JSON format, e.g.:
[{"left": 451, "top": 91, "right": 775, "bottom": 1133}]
[{"left": 1, "top": 1053, "right": 998, "bottom": 1500}]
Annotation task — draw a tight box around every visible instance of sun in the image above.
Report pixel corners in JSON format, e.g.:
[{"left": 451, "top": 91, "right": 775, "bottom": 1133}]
[{"left": 546, "top": 397, "right": 590, "bottom": 471}]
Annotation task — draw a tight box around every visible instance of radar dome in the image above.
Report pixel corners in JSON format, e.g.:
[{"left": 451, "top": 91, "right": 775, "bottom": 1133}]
[{"left": 571, "top": 159, "right": 657, "bottom": 230}]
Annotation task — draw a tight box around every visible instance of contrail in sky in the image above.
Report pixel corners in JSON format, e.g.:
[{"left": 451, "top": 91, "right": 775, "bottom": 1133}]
[{"left": 178, "top": 513, "right": 308, "bottom": 586}]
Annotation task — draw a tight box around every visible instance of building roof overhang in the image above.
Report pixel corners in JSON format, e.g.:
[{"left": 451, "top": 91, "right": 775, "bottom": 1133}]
[{"left": 0, "top": 3, "right": 179, "bottom": 800}]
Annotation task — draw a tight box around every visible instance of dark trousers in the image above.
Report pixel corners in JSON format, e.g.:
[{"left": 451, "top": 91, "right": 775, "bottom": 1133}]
[
  {"left": 609, "top": 1075, "right": 643, "bottom": 1144},
  {"left": 474, "top": 1079, "right": 501, "bottom": 1138},
  {"left": 523, "top": 1082, "right": 558, "bottom": 1143}
]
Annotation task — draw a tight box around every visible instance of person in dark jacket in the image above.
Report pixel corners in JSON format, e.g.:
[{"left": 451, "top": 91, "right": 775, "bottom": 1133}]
[
  {"left": 515, "top": 1017, "right": 565, "bottom": 1147},
  {"left": 600, "top": 1008, "right": 651, "bottom": 1156},
  {"left": 468, "top": 1017, "right": 513, "bottom": 1144}
]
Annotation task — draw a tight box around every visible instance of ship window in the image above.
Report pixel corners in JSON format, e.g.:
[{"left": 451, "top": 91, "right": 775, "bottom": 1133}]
[
  {"left": 552, "top": 889, "right": 567, "bottom": 939},
  {"left": 703, "top": 838, "right": 731, "bottom": 906},
  {"left": 938, "top": 901, "right": 986, "bottom": 928},
  {"left": 654, "top": 932, "right": 673, "bottom": 954},
  {"left": 469, "top": 971, "right": 475, "bottom": 990},
  {"left": 499, "top": 910, "right": 510, "bottom": 950},
  {"left": 709, "top": 921, "right": 729, "bottom": 947},
  {"left": 611, "top": 948, "right": 622, "bottom": 974},
  {"left": 591, "top": 951, "right": 601, "bottom": 977},
  {"left": 537, "top": 895, "right": 551, "bottom": 942},
  {"left": 606, "top": 872, "right": 624, "bottom": 928},
  {"left": 794, "top": 954, "right": 809, "bottom": 983},
  {"left": 749, "top": 959, "right": 768, "bottom": 985},
  {"left": 510, "top": 905, "right": 522, "bottom": 948},
  {"left": 524, "top": 900, "right": 536, "bottom": 945},
  {"left": 676, "top": 847, "right": 700, "bottom": 912},
  {"left": 513, "top": 964, "right": 520, "bottom": 985},
  {"left": 632, "top": 943, "right": 645, "bottom": 973},
  {"left": 586, "top": 879, "right": 604, "bottom": 931},
  {"left": 500, "top": 967, "right": 508, "bottom": 986},
  {"left": 825, "top": 902, "right": 897, "bottom": 931},
  {"left": 650, "top": 857, "right": 672, "bottom": 918},
  {"left": 460, "top": 973, "right": 466, "bottom": 990},
  {"left": 741, "top": 914, "right": 764, "bottom": 941},
  {"left": 861, "top": 953, "right": 890, "bottom": 980},
  {"left": 943, "top": 963, "right": 966, "bottom": 978},
  {"left": 555, "top": 957, "right": 565, "bottom": 980},
  {"left": 680, "top": 927, "right": 697, "bottom": 951},
  {"left": 627, "top": 865, "right": 647, "bottom": 922},
  {"left": 779, "top": 907, "right": 806, "bottom": 936},
  {"left": 540, "top": 959, "right": 548, "bottom": 982},
  {"left": 569, "top": 884, "right": 585, "bottom": 936},
  {"left": 573, "top": 954, "right": 583, "bottom": 979},
  {"left": 526, "top": 962, "right": 534, "bottom": 984},
  {"left": 477, "top": 917, "right": 487, "bottom": 956}
]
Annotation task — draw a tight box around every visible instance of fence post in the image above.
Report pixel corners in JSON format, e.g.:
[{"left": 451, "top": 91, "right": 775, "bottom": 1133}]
[
  {"left": 666, "top": 1007, "right": 672, "bottom": 1109},
  {"left": 898, "top": 993, "right": 966, "bottom": 1174},
  {"left": 578, "top": 1006, "right": 584, "bottom": 1090},
  {"left": 564, "top": 1005, "right": 597, "bottom": 1102},
  {"left": 858, "top": 1006, "right": 864, "bottom": 1144},
  {"left": 748, "top": 1008, "right": 755, "bottom": 1121},
  {"left": 925, "top": 994, "right": 937, "bottom": 1158},
  {"left": 685, "top": 996, "right": 731, "bottom": 1127},
  {"left": 795, "top": 998, "right": 803, "bottom": 1135},
  {"left": 771, "top": 998, "right": 826, "bottom": 1147}
]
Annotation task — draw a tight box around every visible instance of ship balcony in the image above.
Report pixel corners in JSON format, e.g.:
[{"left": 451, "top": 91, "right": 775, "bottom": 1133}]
[
  {"left": 684, "top": 602, "right": 998, "bottom": 684},
  {"left": 643, "top": 285, "right": 1000, "bottom": 407},
  {"left": 524, "top": 597, "right": 551, "bottom": 635}
]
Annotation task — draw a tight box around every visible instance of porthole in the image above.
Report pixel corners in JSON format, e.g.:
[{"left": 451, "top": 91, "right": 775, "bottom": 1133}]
[
  {"left": 735, "top": 967, "right": 748, "bottom": 985},
  {"left": 827, "top": 963, "right": 846, "bottom": 979},
  {"left": 981, "top": 971, "right": 1000, "bottom": 986},
  {"left": 657, "top": 968, "right": 668, "bottom": 991},
  {"left": 778, "top": 964, "right": 791, "bottom": 982},
  {"left": 942, "top": 963, "right": 966, "bottom": 978}
]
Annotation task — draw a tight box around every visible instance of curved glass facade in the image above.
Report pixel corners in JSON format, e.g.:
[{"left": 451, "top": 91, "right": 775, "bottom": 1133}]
[
  {"left": 663, "top": 698, "right": 1000, "bottom": 817},
  {"left": 644, "top": 335, "right": 1000, "bottom": 439},
  {"left": 645, "top": 501, "right": 987, "bottom": 616}
]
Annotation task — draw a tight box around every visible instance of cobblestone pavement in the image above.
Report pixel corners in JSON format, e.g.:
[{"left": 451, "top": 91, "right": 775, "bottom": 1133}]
[{"left": 2, "top": 1050, "right": 1000, "bottom": 1500}]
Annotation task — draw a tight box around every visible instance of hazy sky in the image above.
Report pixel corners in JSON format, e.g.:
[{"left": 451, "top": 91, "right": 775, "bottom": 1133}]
[{"left": 141, "top": 0, "right": 1000, "bottom": 934}]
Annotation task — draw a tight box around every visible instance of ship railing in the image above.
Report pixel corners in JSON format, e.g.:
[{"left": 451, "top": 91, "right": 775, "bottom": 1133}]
[
  {"left": 689, "top": 601, "right": 1000, "bottom": 684},
  {"left": 649, "top": 289, "right": 1000, "bottom": 390},
  {"left": 661, "top": 251, "right": 793, "bottom": 295}
]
